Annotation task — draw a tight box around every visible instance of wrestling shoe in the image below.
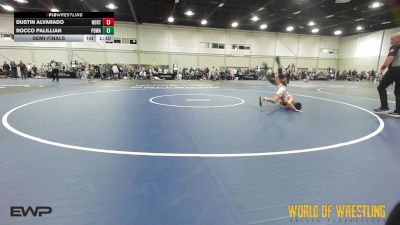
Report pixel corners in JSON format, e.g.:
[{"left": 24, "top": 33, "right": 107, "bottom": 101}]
[
  {"left": 388, "top": 110, "right": 400, "bottom": 117},
  {"left": 373, "top": 107, "right": 390, "bottom": 113}
]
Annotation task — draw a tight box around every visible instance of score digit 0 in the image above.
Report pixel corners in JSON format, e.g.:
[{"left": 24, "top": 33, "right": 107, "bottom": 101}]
[
  {"left": 103, "top": 26, "right": 114, "bottom": 35},
  {"left": 102, "top": 18, "right": 114, "bottom": 26}
]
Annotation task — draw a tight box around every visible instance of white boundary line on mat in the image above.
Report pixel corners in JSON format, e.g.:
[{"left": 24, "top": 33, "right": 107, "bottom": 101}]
[{"left": 2, "top": 88, "right": 384, "bottom": 158}]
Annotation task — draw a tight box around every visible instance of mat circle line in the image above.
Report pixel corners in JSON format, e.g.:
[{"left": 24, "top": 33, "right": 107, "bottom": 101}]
[
  {"left": 149, "top": 94, "right": 245, "bottom": 108},
  {"left": 1, "top": 88, "right": 384, "bottom": 158}
]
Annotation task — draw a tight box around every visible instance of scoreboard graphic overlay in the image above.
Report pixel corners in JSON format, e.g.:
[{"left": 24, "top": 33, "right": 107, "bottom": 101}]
[{"left": 14, "top": 12, "right": 114, "bottom": 42}]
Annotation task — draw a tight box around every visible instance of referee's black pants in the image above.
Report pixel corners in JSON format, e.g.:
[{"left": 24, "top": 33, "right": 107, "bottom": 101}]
[
  {"left": 386, "top": 201, "right": 400, "bottom": 225},
  {"left": 377, "top": 67, "right": 400, "bottom": 110}
]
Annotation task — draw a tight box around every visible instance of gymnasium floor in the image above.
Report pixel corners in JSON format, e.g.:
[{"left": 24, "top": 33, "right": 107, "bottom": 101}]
[{"left": 0, "top": 78, "right": 399, "bottom": 225}]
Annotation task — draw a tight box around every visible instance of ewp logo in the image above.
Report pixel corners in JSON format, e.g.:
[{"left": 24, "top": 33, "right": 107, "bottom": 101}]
[{"left": 10, "top": 206, "right": 52, "bottom": 217}]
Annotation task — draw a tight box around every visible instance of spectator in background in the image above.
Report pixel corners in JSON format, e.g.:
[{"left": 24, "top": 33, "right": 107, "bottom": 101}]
[
  {"left": 346, "top": 70, "right": 350, "bottom": 80},
  {"left": 122, "top": 65, "right": 128, "bottom": 79},
  {"left": 118, "top": 65, "right": 123, "bottom": 79},
  {"left": 10, "top": 61, "right": 17, "bottom": 79},
  {"left": 31, "top": 64, "right": 38, "bottom": 77},
  {"left": 99, "top": 64, "right": 105, "bottom": 80},
  {"left": 112, "top": 64, "right": 119, "bottom": 80},
  {"left": 351, "top": 69, "right": 357, "bottom": 82},
  {"left": 2, "top": 61, "right": 10, "bottom": 77},
  {"left": 51, "top": 60, "right": 59, "bottom": 82},
  {"left": 140, "top": 68, "right": 147, "bottom": 79},
  {"left": 94, "top": 64, "right": 100, "bottom": 78},
  {"left": 19, "top": 60, "right": 27, "bottom": 79},
  {"left": 87, "top": 65, "right": 95, "bottom": 83},
  {"left": 370, "top": 70, "right": 376, "bottom": 83}
]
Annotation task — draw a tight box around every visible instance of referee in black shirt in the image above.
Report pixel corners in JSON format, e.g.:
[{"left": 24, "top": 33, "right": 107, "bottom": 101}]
[{"left": 374, "top": 32, "right": 400, "bottom": 117}]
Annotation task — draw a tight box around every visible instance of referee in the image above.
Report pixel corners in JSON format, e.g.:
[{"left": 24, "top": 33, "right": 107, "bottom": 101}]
[{"left": 374, "top": 32, "right": 400, "bottom": 117}]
